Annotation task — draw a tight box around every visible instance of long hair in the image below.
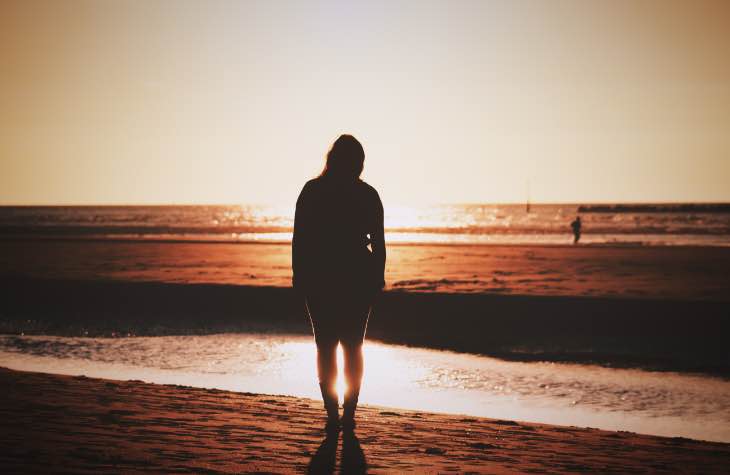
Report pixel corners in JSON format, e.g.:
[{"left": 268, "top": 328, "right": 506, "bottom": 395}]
[{"left": 320, "top": 134, "right": 365, "bottom": 181}]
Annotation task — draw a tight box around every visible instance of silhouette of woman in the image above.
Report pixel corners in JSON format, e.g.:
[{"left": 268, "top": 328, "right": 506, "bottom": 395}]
[{"left": 293, "top": 134, "right": 386, "bottom": 432}]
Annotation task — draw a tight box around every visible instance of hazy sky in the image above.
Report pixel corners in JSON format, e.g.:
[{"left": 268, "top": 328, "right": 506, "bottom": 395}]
[{"left": 2, "top": 0, "right": 729, "bottom": 205}]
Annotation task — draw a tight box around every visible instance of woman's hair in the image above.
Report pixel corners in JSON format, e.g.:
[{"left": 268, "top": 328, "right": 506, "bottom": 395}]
[{"left": 320, "top": 134, "right": 365, "bottom": 181}]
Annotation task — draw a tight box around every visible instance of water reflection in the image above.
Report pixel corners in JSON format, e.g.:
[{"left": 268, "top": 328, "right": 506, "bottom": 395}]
[{"left": 1, "top": 333, "right": 729, "bottom": 442}]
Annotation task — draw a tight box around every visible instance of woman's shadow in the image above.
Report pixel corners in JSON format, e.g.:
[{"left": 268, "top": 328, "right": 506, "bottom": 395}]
[{"left": 308, "top": 430, "right": 367, "bottom": 474}]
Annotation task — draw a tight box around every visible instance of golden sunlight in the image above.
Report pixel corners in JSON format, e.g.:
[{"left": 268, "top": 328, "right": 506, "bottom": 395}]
[{"left": 336, "top": 343, "right": 346, "bottom": 403}]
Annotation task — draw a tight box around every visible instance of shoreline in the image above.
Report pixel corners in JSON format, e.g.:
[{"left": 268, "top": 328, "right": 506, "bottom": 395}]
[
  {"left": 2, "top": 276, "right": 729, "bottom": 376},
  {"left": 2, "top": 234, "right": 729, "bottom": 248},
  {"left": 1, "top": 367, "right": 728, "bottom": 473}
]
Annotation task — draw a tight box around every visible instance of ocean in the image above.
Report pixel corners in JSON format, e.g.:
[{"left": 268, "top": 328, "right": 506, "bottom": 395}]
[{"left": 1, "top": 203, "right": 729, "bottom": 246}]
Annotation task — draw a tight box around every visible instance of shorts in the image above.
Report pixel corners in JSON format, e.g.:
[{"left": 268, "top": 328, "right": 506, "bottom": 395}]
[{"left": 305, "top": 288, "right": 373, "bottom": 347}]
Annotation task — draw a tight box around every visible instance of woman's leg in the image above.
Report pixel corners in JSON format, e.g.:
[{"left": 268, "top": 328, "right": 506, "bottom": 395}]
[
  {"left": 306, "top": 297, "right": 340, "bottom": 427},
  {"left": 340, "top": 301, "right": 372, "bottom": 428},
  {"left": 342, "top": 342, "right": 364, "bottom": 392},
  {"left": 316, "top": 340, "right": 338, "bottom": 397},
  {"left": 341, "top": 340, "right": 363, "bottom": 422},
  {"left": 317, "top": 341, "right": 340, "bottom": 430}
]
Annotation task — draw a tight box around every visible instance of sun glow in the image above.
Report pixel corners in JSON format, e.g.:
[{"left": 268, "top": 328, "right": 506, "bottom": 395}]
[
  {"left": 4, "top": 333, "right": 730, "bottom": 442},
  {"left": 3, "top": 1, "right": 730, "bottom": 205},
  {"left": 335, "top": 343, "right": 346, "bottom": 403}
]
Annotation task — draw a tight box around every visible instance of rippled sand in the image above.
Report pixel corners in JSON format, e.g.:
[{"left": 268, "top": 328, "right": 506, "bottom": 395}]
[
  {"left": 3, "top": 334, "right": 730, "bottom": 442},
  {"left": 2, "top": 368, "right": 728, "bottom": 473}
]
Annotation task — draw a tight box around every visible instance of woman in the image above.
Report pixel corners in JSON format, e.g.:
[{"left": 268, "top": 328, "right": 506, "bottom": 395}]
[{"left": 292, "top": 134, "right": 386, "bottom": 432}]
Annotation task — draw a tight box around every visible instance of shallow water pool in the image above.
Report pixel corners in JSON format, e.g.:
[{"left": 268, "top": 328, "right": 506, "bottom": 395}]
[{"left": 1, "top": 333, "right": 729, "bottom": 443}]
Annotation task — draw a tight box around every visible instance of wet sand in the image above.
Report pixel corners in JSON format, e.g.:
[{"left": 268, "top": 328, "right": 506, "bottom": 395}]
[
  {"left": 2, "top": 240, "right": 729, "bottom": 470},
  {"left": 4, "top": 239, "right": 729, "bottom": 374},
  {"left": 1, "top": 367, "right": 728, "bottom": 474},
  {"left": 2, "top": 239, "right": 729, "bottom": 300},
  {"left": 2, "top": 275, "right": 729, "bottom": 375}
]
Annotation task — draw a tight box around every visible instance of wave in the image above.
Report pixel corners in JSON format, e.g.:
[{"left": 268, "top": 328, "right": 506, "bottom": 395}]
[
  {"left": 578, "top": 203, "right": 730, "bottom": 213},
  {"left": 2, "top": 204, "right": 729, "bottom": 246},
  {"left": 0, "top": 224, "right": 289, "bottom": 236},
  {"left": 2, "top": 223, "right": 729, "bottom": 238},
  {"left": 387, "top": 225, "right": 730, "bottom": 236}
]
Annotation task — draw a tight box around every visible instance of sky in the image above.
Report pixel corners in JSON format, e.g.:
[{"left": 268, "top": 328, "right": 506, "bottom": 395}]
[{"left": 1, "top": 0, "right": 729, "bottom": 205}]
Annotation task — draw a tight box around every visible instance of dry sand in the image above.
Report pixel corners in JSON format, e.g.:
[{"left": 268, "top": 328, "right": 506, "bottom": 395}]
[{"left": 1, "top": 368, "right": 728, "bottom": 474}]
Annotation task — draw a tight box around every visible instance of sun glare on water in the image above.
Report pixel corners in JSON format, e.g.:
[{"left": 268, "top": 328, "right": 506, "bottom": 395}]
[{"left": 3, "top": 334, "right": 730, "bottom": 442}]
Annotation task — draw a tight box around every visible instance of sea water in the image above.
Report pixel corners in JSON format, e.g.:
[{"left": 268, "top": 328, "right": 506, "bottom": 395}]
[
  {"left": 1, "top": 333, "right": 729, "bottom": 443},
  {"left": 1, "top": 203, "right": 729, "bottom": 246}
]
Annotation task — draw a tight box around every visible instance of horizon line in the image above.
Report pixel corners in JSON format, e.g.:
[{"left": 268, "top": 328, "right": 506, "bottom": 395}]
[{"left": 2, "top": 200, "right": 730, "bottom": 207}]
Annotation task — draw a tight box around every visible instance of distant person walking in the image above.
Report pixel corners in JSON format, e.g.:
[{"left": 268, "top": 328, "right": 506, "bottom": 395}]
[
  {"left": 292, "top": 135, "right": 386, "bottom": 433},
  {"left": 571, "top": 216, "right": 582, "bottom": 244}
]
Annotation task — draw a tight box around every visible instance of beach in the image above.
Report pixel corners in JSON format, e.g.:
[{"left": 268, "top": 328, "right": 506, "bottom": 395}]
[
  {"left": 5, "top": 0, "right": 730, "bottom": 470},
  {"left": 2, "top": 238, "right": 730, "bottom": 470},
  {"left": 2, "top": 239, "right": 729, "bottom": 299},
  {"left": 2, "top": 367, "right": 729, "bottom": 474},
  {"left": 2, "top": 239, "right": 729, "bottom": 374}
]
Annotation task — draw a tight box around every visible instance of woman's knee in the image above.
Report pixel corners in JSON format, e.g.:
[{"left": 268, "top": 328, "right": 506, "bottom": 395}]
[
  {"left": 316, "top": 340, "right": 338, "bottom": 355},
  {"left": 341, "top": 341, "right": 363, "bottom": 359}
]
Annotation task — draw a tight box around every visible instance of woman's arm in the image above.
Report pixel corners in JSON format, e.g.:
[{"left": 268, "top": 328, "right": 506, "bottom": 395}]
[
  {"left": 292, "top": 182, "right": 312, "bottom": 291},
  {"left": 370, "top": 190, "right": 386, "bottom": 290}
]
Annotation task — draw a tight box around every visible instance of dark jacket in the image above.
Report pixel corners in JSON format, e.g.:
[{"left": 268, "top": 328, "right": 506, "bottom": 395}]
[{"left": 292, "top": 176, "right": 385, "bottom": 294}]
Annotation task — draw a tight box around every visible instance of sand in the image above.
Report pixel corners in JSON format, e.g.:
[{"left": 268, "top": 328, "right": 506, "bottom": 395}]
[
  {"left": 2, "top": 239, "right": 729, "bottom": 470},
  {"left": 2, "top": 368, "right": 729, "bottom": 474},
  {"left": 2, "top": 239, "right": 729, "bottom": 300},
  {"left": 2, "top": 276, "right": 729, "bottom": 375},
  {"left": 5, "top": 239, "right": 728, "bottom": 374}
]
